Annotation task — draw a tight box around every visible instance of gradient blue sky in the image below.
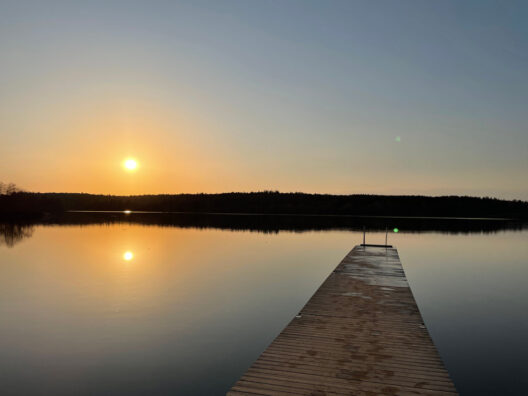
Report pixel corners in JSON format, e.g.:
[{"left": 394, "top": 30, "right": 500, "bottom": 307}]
[{"left": 1, "top": 0, "right": 527, "bottom": 198}]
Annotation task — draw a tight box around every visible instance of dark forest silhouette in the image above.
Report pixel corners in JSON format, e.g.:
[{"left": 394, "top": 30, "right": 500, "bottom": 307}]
[{"left": 1, "top": 183, "right": 527, "bottom": 219}]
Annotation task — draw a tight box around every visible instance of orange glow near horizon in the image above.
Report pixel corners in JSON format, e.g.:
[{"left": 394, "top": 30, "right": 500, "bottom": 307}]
[{"left": 1, "top": 99, "right": 525, "bottom": 199}]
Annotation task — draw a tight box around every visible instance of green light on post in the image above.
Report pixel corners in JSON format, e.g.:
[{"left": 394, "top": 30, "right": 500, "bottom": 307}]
[{"left": 393, "top": 228, "right": 399, "bottom": 233}]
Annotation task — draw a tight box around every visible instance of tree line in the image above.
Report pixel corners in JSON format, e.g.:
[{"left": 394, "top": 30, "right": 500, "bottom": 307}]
[{"left": 1, "top": 184, "right": 527, "bottom": 219}]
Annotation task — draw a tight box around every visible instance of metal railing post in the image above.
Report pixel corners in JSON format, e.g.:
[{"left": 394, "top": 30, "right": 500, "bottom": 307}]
[{"left": 363, "top": 226, "right": 366, "bottom": 245}]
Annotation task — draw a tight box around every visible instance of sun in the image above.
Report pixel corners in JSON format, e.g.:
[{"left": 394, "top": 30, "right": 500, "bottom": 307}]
[
  {"left": 123, "top": 251, "right": 134, "bottom": 261},
  {"left": 123, "top": 158, "right": 138, "bottom": 171}
]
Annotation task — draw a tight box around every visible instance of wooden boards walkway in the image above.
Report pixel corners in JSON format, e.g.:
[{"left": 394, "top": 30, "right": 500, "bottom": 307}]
[{"left": 228, "top": 245, "right": 458, "bottom": 396}]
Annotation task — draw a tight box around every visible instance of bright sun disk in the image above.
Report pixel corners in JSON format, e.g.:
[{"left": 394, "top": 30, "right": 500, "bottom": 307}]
[
  {"left": 123, "top": 158, "right": 138, "bottom": 171},
  {"left": 123, "top": 251, "right": 134, "bottom": 261}
]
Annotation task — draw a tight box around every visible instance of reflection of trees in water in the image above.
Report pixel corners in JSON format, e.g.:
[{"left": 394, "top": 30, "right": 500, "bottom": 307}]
[
  {"left": 0, "top": 214, "right": 526, "bottom": 247},
  {"left": 0, "top": 223, "right": 34, "bottom": 248},
  {"left": 42, "top": 212, "right": 528, "bottom": 234}
]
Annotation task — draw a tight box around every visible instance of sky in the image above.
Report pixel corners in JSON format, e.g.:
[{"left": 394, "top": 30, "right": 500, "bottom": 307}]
[{"left": 1, "top": 0, "right": 527, "bottom": 199}]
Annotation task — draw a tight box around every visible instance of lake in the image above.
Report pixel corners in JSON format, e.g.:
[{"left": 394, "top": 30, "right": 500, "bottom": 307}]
[{"left": 0, "top": 213, "right": 527, "bottom": 395}]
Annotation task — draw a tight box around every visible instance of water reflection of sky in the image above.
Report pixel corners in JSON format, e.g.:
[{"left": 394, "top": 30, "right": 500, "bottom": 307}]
[{"left": 0, "top": 220, "right": 527, "bottom": 395}]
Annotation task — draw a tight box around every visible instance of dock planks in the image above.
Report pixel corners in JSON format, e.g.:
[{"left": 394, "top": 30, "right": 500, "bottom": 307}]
[{"left": 228, "top": 245, "right": 458, "bottom": 395}]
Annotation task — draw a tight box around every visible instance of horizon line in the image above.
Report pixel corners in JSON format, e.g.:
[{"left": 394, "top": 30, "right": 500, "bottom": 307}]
[{"left": 13, "top": 190, "right": 528, "bottom": 203}]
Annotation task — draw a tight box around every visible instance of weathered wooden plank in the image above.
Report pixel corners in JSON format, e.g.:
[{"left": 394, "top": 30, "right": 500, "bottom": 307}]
[{"left": 228, "top": 246, "right": 458, "bottom": 395}]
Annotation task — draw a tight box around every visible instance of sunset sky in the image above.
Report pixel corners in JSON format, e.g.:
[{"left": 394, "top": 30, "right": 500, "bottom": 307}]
[{"left": 1, "top": 1, "right": 527, "bottom": 199}]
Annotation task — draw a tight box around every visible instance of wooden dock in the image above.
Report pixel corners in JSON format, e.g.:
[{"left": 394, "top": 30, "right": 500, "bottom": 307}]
[{"left": 228, "top": 245, "right": 458, "bottom": 396}]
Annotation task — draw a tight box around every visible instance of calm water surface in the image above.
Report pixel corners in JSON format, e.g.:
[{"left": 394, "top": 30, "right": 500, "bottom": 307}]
[{"left": 0, "top": 216, "right": 527, "bottom": 395}]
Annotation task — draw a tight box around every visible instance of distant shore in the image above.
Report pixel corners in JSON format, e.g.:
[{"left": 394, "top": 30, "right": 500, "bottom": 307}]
[{"left": 1, "top": 191, "right": 527, "bottom": 220}]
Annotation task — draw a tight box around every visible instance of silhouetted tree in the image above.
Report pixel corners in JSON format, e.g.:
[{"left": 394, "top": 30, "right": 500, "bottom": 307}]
[
  {"left": 0, "top": 182, "right": 62, "bottom": 217},
  {"left": 0, "top": 182, "right": 22, "bottom": 195}
]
